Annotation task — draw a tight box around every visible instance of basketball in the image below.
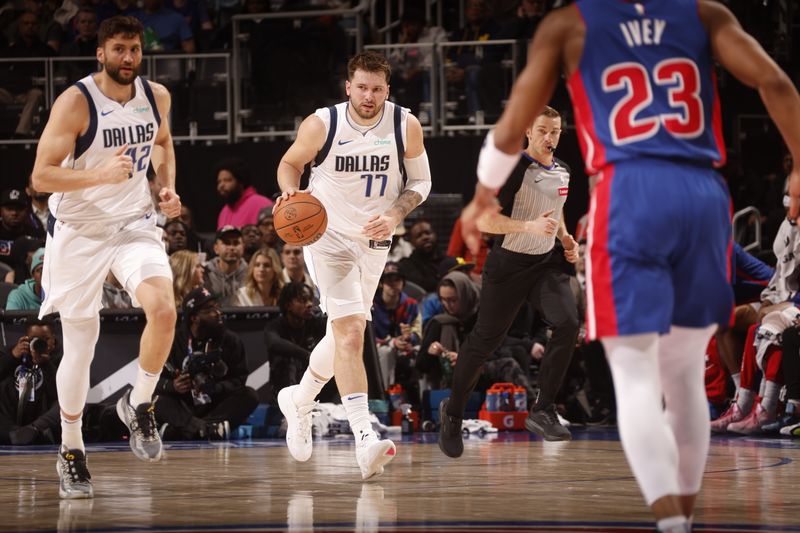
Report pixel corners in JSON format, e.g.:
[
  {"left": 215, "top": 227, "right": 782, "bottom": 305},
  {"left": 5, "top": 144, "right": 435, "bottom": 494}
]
[{"left": 273, "top": 191, "right": 328, "bottom": 246}]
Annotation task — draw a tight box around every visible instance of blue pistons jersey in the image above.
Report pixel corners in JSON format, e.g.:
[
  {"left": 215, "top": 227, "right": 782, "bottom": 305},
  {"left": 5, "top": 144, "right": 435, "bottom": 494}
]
[{"left": 568, "top": 0, "right": 726, "bottom": 174}]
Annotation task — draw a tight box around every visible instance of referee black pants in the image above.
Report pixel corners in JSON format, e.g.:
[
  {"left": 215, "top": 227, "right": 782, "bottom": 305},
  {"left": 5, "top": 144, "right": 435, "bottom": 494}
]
[{"left": 447, "top": 246, "right": 580, "bottom": 417}]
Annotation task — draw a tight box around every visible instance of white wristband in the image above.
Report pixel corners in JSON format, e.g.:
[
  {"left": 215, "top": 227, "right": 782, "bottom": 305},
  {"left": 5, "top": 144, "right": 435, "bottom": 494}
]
[{"left": 477, "top": 130, "right": 519, "bottom": 189}]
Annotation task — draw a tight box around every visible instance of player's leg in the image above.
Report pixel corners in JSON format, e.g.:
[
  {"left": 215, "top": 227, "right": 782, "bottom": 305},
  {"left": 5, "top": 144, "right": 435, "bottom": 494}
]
[
  {"left": 440, "top": 249, "right": 531, "bottom": 457},
  {"left": 112, "top": 218, "right": 176, "bottom": 462},
  {"left": 41, "top": 221, "right": 110, "bottom": 499}
]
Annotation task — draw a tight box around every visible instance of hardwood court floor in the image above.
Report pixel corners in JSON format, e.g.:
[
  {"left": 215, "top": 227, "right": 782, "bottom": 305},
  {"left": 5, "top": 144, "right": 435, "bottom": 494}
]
[{"left": 1, "top": 430, "right": 798, "bottom": 532}]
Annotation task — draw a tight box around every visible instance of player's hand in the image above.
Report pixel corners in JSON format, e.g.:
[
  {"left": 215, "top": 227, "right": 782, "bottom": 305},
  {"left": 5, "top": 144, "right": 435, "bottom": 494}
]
[
  {"left": 461, "top": 183, "right": 500, "bottom": 256},
  {"left": 11, "top": 336, "right": 30, "bottom": 359},
  {"left": 159, "top": 187, "right": 181, "bottom": 219},
  {"left": 274, "top": 187, "right": 306, "bottom": 209},
  {"left": 525, "top": 209, "right": 558, "bottom": 237},
  {"left": 788, "top": 166, "right": 800, "bottom": 223},
  {"left": 561, "top": 233, "right": 579, "bottom": 264},
  {"left": 99, "top": 144, "right": 133, "bottom": 184},
  {"left": 362, "top": 213, "right": 398, "bottom": 240}
]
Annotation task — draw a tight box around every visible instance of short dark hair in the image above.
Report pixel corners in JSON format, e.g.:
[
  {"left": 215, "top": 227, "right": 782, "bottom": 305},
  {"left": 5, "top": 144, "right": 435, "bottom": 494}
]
[
  {"left": 278, "top": 282, "right": 312, "bottom": 314},
  {"left": 347, "top": 51, "right": 391, "bottom": 84},
  {"left": 25, "top": 316, "right": 55, "bottom": 335},
  {"left": 214, "top": 157, "right": 251, "bottom": 187},
  {"left": 98, "top": 16, "right": 144, "bottom": 47}
]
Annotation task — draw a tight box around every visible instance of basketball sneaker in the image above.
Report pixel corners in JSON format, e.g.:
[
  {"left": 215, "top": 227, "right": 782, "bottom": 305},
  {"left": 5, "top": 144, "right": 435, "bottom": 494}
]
[
  {"left": 116, "top": 389, "right": 162, "bottom": 462},
  {"left": 438, "top": 398, "right": 464, "bottom": 458},
  {"left": 710, "top": 402, "right": 745, "bottom": 433},
  {"left": 57, "top": 446, "right": 93, "bottom": 499},
  {"left": 727, "top": 402, "right": 776, "bottom": 435},
  {"left": 278, "top": 385, "right": 316, "bottom": 462},
  {"left": 780, "top": 421, "right": 800, "bottom": 437},
  {"left": 355, "top": 432, "right": 396, "bottom": 480},
  {"left": 525, "top": 404, "right": 572, "bottom": 441}
]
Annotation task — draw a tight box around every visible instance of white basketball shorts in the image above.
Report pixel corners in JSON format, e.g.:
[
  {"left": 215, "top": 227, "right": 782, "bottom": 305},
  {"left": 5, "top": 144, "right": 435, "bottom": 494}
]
[
  {"left": 39, "top": 212, "right": 172, "bottom": 319},
  {"left": 304, "top": 229, "right": 389, "bottom": 321}
]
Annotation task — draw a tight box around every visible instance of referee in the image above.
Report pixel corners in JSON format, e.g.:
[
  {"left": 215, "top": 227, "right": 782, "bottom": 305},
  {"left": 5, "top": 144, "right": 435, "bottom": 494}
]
[{"left": 439, "top": 106, "right": 580, "bottom": 457}]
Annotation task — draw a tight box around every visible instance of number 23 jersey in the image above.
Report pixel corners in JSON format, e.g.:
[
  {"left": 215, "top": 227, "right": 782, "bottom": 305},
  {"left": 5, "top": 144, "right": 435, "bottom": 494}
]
[
  {"left": 309, "top": 101, "right": 408, "bottom": 240},
  {"left": 568, "top": 0, "right": 725, "bottom": 174}
]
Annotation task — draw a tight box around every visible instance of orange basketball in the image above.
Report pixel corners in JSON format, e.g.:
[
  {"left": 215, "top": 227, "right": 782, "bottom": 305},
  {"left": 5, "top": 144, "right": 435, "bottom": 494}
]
[{"left": 273, "top": 192, "right": 328, "bottom": 246}]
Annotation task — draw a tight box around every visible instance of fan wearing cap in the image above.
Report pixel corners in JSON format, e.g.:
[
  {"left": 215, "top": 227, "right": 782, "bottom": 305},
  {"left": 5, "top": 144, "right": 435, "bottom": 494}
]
[
  {"left": 6, "top": 248, "right": 46, "bottom": 312},
  {"left": 372, "top": 262, "right": 422, "bottom": 393},
  {"left": 204, "top": 225, "right": 247, "bottom": 306},
  {"left": 1, "top": 188, "right": 45, "bottom": 270},
  {"left": 439, "top": 106, "right": 581, "bottom": 458},
  {"left": 152, "top": 287, "right": 258, "bottom": 440}
]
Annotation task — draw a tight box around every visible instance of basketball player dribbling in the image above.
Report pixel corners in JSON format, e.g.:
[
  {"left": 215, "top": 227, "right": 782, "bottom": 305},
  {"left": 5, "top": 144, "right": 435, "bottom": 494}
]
[
  {"left": 275, "top": 51, "right": 432, "bottom": 479},
  {"left": 31, "top": 16, "right": 180, "bottom": 498},
  {"left": 460, "top": 1, "right": 800, "bottom": 531}
]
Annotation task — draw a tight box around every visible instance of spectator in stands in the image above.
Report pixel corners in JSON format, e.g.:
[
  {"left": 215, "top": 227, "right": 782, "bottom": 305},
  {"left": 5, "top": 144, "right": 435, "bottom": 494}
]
[
  {"left": 419, "top": 271, "right": 534, "bottom": 396},
  {"left": 101, "top": 272, "right": 133, "bottom": 310},
  {"left": 0, "top": 11, "right": 53, "bottom": 138},
  {"left": 372, "top": 262, "right": 421, "bottom": 394},
  {"left": 25, "top": 174, "right": 50, "bottom": 231},
  {"left": 421, "top": 256, "right": 477, "bottom": 326},
  {"left": 215, "top": 157, "right": 273, "bottom": 229},
  {"left": 168, "top": 0, "right": 212, "bottom": 51},
  {"left": 178, "top": 204, "right": 210, "bottom": 254},
  {"left": 134, "top": 0, "right": 196, "bottom": 53},
  {"left": 387, "top": 223, "right": 413, "bottom": 263},
  {"left": 155, "top": 287, "right": 259, "bottom": 440},
  {"left": 263, "top": 282, "right": 327, "bottom": 404},
  {"left": 445, "top": 0, "right": 506, "bottom": 122},
  {"left": 1, "top": 189, "right": 44, "bottom": 270},
  {"left": 60, "top": 7, "right": 97, "bottom": 56},
  {"left": 10, "top": 0, "right": 63, "bottom": 51},
  {"left": 398, "top": 220, "right": 443, "bottom": 294},
  {"left": 501, "top": 0, "right": 547, "bottom": 44},
  {"left": 232, "top": 247, "right": 283, "bottom": 307},
  {"left": 257, "top": 206, "right": 280, "bottom": 252},
  {"left": 164, "top": 219, "right": 190, "bottom": 255},
  {"left": 96, "top": 0, "right": 138, "bottom": 24},
  {"left": 4, "top": 235, "right": 43, "bottom": 284},
  {"left": 205, "top": 225, "right": 247, "bottom": 306},
  {"left": 170, "top": 249, "right": 205, "bottom": 309},
  {"left": 241, "top": 223, "right": 261, "bottom": 263},
  {"left": 0, "top": 317, "right": 61, "bottom": 445},
  {"left": 5, "top": 247, "right": 43, "bottom": 311},
  {"left": 388, "top": 8, "right": 447, "bottom": 121},
  {"left": 279, "top": 244, "right": 316, "bottom": 293}
]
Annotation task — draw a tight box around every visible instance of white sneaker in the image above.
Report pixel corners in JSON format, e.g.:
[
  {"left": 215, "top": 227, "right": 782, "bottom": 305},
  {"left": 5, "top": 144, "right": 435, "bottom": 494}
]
[
  {"left": 355, "top": 433, "right": 396, "bottom": 480},
  {"left": 278, "top": 385, "right": 315, "bottom": 462}
]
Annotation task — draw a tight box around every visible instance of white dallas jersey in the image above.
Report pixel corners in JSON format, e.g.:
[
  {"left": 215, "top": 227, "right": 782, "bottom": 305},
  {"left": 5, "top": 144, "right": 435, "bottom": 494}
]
[
  {"left": 50, "top": 74, "right": 160, "bottom": 224},
  {"left": 309, "top": 101, "right": 408, "bottom": 239}
]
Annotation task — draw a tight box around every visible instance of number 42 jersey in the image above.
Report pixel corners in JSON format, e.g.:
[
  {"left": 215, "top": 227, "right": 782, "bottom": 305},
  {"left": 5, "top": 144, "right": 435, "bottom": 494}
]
[{"left": 567, "top": 0, "right": 726, "bottom": 175}]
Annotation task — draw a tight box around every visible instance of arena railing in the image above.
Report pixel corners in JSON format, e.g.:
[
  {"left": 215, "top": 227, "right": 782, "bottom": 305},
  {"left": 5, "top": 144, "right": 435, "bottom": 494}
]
[
  {"left": 231, "top": 0, "right": 370, "bottom": 141},
  {"left": 0, "top": 53, "right": 232, "bottom": 145}
]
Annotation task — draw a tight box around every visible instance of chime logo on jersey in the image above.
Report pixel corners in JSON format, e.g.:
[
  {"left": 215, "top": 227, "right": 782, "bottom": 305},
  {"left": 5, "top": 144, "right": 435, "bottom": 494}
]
[{"left": 102, "top": 123, "right": 155, "bottom": 148}]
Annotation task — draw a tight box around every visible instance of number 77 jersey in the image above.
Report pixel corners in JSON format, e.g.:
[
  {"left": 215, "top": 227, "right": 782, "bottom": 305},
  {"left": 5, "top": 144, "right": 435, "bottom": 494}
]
[{"left": 567, "top": 0, "right": 726, "bottom": 175}]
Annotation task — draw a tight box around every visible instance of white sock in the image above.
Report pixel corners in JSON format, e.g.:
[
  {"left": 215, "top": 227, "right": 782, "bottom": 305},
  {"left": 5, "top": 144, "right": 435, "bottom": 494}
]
[
  {"left": 731, "top": 372, "right": 741, "bottom": 390},
  {"left": 736, "top": 388, "right": 754, "bottom": 414},
  {"left": 130, "top": 365, "right": 160, "bottom": 406},
  {"left": 657, "top": 515, "right": 689, "bottom": 533},
  {"left": 61, "top": 416, "right": 84, "bottom": 452},
  {"left": 761, "top": 381, "right": 781, "bottom": 415},
  {"left": 293, "top": 369, "right": 329, "bottom": 406},
  {"left": 342, "top": 392, "right": 373, "bottom": 439}
]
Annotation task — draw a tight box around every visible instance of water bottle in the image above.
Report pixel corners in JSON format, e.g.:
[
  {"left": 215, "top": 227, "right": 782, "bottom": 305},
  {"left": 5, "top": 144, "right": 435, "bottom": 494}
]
[
  {"left": 514, "top": 387, "right": 527, "bottom": 412},
  {"left": 486, "top": 390, "right": 499, "bottom": 412},
  {"left": 400, "top": 403, "right": 414, "bottom": 435}
]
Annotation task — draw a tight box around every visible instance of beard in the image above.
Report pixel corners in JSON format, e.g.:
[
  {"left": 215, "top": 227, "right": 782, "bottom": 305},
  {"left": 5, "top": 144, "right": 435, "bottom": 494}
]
[
  {"left": 223, "top": 188, "right": 242, "bottom": 206},
  {"left": 105, "top": 62, "right": 139, "bottom": 85},
  {"left": 196, "top": 319, "right": 225, "bottom": 342}
]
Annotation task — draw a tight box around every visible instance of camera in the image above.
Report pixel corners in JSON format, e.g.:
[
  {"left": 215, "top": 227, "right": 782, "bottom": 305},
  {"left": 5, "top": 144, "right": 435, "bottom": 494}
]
[
  {"left": 185, "top": 350, "right": 228, "bottom": 379},
  {"left": 29, "top": 337, "right": 48, "bottom": 355}
]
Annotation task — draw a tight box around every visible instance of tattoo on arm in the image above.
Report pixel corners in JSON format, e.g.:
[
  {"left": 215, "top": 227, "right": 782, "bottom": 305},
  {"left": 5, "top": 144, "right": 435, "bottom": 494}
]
[{"left": 388, "top": 190, "right": 423, "bottom": 220}]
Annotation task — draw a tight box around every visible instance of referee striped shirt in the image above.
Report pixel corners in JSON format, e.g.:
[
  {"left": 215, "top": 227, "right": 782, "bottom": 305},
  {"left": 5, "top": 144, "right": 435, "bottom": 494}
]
[{"left": 496, "top": 153, "right": 571, "bottom": 255}]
